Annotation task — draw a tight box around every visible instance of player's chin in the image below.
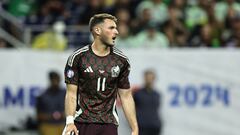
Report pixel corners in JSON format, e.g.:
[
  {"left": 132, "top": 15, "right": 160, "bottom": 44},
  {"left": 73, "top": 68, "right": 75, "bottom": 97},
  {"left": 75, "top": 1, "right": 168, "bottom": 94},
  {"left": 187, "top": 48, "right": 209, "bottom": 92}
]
[
  {"left": 108, "top": 41, "right": 115, "bottom": 46},
  {"left": 112, "top": 40, "right": 116, "bottom": 46},
  {"left": 105, "top": 43, "right": 114, "bottom": 48}
]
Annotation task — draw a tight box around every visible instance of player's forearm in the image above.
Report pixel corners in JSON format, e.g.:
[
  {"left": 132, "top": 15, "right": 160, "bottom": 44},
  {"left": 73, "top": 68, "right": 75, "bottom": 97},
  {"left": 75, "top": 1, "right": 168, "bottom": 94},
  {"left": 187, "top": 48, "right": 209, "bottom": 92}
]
[
  {"left": 65, "top": 93, "right": 76, "bottom": 116},
  {"left": 65, "top": 84, "right": 78, "bottom": 117},
  {"left": 120, "top": 91, "right": 138, "bottom": 132}
]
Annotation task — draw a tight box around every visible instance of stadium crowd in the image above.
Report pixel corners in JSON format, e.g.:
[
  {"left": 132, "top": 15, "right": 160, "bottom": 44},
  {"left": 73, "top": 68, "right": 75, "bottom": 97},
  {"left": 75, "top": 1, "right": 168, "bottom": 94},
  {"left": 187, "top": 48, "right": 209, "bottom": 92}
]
[{"left": 0, "top": 0, "right": 240, "bottom": 49}]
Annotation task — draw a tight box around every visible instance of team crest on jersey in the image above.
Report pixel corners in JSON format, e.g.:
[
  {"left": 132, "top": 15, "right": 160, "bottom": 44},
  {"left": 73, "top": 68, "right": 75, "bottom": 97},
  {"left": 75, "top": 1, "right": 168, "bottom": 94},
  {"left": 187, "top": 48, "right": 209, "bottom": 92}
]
[
  {"left": 111, "top": 65, "right": 120, "bottom": 77},
  {"left": 67, "top": 70, "right": 74, "bottom": 78}
]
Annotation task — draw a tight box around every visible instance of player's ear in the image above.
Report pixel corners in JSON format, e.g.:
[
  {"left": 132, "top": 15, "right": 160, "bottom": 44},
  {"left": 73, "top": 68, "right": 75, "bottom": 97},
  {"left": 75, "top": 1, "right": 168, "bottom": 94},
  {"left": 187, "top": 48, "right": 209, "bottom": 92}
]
[{"left": 94, "top": 27, "right": 101, "bottom": 35}]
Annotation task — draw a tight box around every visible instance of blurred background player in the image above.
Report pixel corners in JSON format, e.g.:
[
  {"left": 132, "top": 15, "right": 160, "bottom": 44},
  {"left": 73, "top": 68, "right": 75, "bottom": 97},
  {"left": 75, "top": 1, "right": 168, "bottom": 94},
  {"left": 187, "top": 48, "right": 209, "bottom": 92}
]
[
  {"left": 36, "top": 71, "right": 65, "bottom": 135},
  {"left": 134, "top": 69, "right": 162, "bottom": 135}
]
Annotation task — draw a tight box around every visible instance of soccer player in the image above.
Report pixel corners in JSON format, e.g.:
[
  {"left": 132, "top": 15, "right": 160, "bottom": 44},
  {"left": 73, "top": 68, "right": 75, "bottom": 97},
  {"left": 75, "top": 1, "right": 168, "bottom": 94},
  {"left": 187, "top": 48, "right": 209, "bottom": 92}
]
[{"left": 62, "top": 13, "right": 138, "bottom": 135}]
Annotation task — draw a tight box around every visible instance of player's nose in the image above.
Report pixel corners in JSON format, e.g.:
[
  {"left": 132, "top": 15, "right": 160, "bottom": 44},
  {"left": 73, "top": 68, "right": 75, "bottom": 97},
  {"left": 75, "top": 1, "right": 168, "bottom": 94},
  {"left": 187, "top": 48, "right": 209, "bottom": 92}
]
[{"left": 114, "top": 29, "right": 119, "bottom": 35}]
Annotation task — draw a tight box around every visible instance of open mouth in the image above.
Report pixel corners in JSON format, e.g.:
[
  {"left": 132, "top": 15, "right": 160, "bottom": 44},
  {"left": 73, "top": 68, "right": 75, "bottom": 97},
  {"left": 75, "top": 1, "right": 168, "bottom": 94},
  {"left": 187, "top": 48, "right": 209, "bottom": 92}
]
[{"left": 112, "top": 37, "right": 116, "bottom": 43}]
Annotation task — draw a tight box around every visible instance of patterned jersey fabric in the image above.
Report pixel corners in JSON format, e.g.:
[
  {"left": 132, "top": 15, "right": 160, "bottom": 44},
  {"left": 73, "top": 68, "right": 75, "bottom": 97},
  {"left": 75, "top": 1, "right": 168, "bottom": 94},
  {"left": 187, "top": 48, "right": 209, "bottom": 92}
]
[{"left": 64, "top": 45, "right": 130, "bottom": 125}]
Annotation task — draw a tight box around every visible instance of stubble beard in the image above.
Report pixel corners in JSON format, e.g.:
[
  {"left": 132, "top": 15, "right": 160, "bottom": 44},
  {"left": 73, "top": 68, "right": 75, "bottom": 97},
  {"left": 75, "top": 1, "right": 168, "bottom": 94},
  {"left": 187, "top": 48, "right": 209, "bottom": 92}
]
[{"left": 100, "top": 36, "right": 114, "bottom": 48}]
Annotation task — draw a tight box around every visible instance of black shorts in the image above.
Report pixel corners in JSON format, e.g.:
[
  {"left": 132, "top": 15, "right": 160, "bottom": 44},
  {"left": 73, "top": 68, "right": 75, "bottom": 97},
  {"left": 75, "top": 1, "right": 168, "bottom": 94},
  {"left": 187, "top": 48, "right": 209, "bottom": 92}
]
[{"left": 73, "top": 122, "right": 118, "bottom": 135}]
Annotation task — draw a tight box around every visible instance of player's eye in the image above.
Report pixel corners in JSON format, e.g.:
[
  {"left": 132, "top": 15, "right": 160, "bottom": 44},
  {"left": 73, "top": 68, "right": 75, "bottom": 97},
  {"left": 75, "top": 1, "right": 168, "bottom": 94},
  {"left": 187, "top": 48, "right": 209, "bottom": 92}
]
[{"left": 109, "top": 26, "right": 116, "bottom": 29}]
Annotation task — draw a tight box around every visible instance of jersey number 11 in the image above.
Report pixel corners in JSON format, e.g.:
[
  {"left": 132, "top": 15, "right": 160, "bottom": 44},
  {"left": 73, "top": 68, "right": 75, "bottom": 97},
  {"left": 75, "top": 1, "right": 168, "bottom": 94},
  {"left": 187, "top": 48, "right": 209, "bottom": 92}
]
[{"left": 97, "top": 77, "right": 106, "bottom": 91}]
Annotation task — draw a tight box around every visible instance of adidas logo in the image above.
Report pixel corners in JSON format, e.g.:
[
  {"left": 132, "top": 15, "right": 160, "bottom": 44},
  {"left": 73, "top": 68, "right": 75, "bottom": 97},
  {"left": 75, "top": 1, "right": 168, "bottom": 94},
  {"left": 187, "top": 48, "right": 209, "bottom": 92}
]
[{"left": 84, "top": 66, "right": 93, "bottom": 72}]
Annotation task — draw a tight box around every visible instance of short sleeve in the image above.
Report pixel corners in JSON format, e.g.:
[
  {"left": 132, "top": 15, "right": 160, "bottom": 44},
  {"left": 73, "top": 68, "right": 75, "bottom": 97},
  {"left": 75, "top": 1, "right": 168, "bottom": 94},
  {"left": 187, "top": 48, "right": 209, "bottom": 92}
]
[
  {"left": 117, "top": 59, "right": 131, "bottom": 89},
  {"left": 64, "top": 54, "right": 80, "bottom": 85}
]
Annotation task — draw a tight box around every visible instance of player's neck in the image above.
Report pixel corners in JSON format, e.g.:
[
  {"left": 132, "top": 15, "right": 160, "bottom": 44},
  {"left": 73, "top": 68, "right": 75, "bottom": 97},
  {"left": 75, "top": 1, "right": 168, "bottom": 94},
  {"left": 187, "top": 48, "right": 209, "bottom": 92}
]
[{"left": 91, "top": 40, "right": 110, "bottom": 57}]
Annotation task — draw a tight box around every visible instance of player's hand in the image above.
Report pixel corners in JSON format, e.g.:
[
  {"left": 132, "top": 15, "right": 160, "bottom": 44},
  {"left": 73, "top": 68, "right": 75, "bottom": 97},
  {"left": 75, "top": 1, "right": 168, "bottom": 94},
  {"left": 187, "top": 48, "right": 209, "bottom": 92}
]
[{"left": 65, "top": 123, "right": 78, "bottom": 135}]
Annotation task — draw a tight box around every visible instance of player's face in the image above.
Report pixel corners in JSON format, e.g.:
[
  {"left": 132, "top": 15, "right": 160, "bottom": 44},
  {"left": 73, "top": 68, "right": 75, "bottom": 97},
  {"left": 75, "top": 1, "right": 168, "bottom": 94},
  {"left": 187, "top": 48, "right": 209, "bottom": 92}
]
[{"left": 100, "top": 19, "right": 119, "bottom": 46}]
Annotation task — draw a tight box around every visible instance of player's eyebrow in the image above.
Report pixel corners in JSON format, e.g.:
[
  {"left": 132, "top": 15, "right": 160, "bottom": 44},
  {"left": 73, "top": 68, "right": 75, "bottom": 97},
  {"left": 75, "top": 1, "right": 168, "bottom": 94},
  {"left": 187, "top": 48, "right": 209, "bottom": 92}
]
[{"left": 109, "top": 26, "right": 117, "bottom": 29}]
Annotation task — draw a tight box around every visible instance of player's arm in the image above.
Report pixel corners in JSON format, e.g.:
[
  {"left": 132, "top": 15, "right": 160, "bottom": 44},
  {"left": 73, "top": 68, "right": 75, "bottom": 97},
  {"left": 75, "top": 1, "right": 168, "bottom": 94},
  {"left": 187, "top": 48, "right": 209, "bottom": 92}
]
[
  {"left": 64, "top": 52, "right": 81, "bottom": 135},
  {"left": 64, "top": 84, "right": 78, "bottom": 135},
  {"left": 118, "top": 88, "right": 139, "bottom": 135}
]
